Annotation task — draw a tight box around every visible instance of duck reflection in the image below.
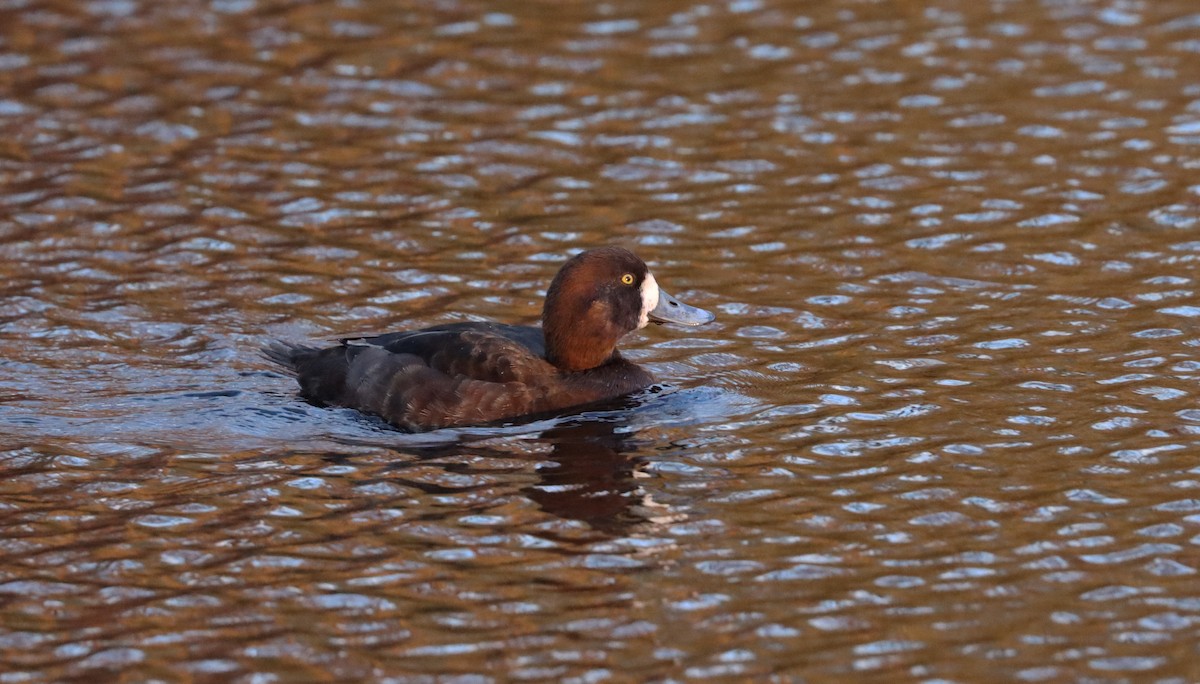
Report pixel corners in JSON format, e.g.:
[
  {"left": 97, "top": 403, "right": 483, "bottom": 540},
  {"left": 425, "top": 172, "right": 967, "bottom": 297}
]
[
  {"left": 369, "top": 410, "right": 674, "bottom": 536},
  {"left": 520, "top": 418, "right": 652, "bottom": 535}
]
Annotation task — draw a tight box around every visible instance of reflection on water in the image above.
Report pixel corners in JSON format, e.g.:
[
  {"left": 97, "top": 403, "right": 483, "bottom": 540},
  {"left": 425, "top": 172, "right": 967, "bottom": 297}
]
[
  {"left": 3, "top": 0, "right": 1200, "bottom": 680},
  {"left": 381, "top": 417, "right": 663, "bottom": 536},
  {"left": 518, "top": 419, "right": 656, "bottom": 535}
]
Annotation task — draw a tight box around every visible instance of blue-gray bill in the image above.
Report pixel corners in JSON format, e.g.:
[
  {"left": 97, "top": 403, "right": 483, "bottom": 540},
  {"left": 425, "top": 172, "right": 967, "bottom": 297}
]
[{"left": 649, "top": 290, "right": 715, "bottom": 326}]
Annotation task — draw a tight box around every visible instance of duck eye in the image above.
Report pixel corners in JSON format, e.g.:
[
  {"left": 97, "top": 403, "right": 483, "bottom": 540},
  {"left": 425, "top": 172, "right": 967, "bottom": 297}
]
[{"left": 621, "top": 273, "right": 635, "bottom": 285}]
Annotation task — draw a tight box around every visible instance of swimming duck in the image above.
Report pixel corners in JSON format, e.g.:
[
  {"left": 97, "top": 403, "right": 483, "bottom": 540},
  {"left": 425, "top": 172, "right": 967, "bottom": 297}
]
[{"left": 264, "top": 246, "right": 715, "bottom": 432}]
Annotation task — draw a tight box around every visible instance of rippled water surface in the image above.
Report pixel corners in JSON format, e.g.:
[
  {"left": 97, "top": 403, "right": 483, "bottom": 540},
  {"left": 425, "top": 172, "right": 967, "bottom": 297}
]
[{"left": 3, "top": 0, "right": 1200, "bottom": 680}]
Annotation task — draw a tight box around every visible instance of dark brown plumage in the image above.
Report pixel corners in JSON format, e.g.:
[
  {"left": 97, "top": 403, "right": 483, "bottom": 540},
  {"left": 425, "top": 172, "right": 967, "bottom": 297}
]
[{"left": 263, "top": 247, "right": 714, "bottom": 432}]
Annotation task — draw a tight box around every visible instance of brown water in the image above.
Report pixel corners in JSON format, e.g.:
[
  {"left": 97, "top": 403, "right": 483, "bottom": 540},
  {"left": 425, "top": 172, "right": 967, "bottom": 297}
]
[{"left": 3, "top": 0, "right": 1200, "bottom": 680}]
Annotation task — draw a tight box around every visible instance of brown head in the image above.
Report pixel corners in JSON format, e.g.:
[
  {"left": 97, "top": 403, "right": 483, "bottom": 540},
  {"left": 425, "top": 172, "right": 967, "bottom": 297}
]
[{"left": 541, "top": 247, "right": 715, "bottom": 372}]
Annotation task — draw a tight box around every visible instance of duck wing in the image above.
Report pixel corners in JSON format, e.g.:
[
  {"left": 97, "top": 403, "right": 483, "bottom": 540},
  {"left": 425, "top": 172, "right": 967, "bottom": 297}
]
[{"left": 265, "top": 324, "right": 557, "bottom": 431}]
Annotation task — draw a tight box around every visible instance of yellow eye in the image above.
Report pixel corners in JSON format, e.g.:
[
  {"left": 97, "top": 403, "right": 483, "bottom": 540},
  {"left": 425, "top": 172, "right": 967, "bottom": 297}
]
[{"left": 621, "top": 273, "right": 635, "bottom": 285}]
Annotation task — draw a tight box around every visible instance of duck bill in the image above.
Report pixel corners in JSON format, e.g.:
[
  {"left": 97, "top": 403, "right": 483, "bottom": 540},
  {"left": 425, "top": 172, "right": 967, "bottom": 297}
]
[{"left": 648, "top": 289, "right": 715, "bottom": 326}]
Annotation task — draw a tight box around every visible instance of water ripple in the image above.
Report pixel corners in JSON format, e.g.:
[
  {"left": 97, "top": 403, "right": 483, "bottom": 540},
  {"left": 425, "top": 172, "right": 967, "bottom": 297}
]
[{"left": 3, "top": 0, "right": 1200, "bottom": 681}]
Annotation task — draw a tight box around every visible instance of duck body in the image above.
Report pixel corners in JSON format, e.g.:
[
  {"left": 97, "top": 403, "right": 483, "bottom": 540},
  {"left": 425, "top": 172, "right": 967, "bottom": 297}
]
[{"left": 264, "top": 247, "right": 714, "bottom": 432}]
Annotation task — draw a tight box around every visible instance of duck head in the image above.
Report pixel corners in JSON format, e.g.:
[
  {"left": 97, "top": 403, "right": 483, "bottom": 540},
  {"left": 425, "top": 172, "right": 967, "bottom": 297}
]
[{"left": 542, "top": 246, "right": 715, "bottom": 371}]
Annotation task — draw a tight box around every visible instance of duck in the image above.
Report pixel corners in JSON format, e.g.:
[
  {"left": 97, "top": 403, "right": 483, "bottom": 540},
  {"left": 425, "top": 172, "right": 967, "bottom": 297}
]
[{"left": 263, "top": 246, "right": 715, "bottom": 432}]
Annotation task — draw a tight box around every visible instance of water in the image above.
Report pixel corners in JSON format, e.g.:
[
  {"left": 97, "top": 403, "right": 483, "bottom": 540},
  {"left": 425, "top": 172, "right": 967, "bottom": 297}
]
[{"left": 3, "top": 0, "right": 1200, "bottom": 680}]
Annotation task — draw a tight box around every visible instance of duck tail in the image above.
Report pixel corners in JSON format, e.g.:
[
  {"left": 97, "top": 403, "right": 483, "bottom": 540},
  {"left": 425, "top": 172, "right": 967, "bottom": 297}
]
[{"left": 260, "top": 341, "right": 321, "bottom": 375}]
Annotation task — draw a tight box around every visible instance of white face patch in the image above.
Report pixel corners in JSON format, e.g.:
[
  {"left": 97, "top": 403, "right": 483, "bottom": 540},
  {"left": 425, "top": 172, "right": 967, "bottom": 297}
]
[{"left": 638, "top": 272, "right": 660, "bottom": 328}]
